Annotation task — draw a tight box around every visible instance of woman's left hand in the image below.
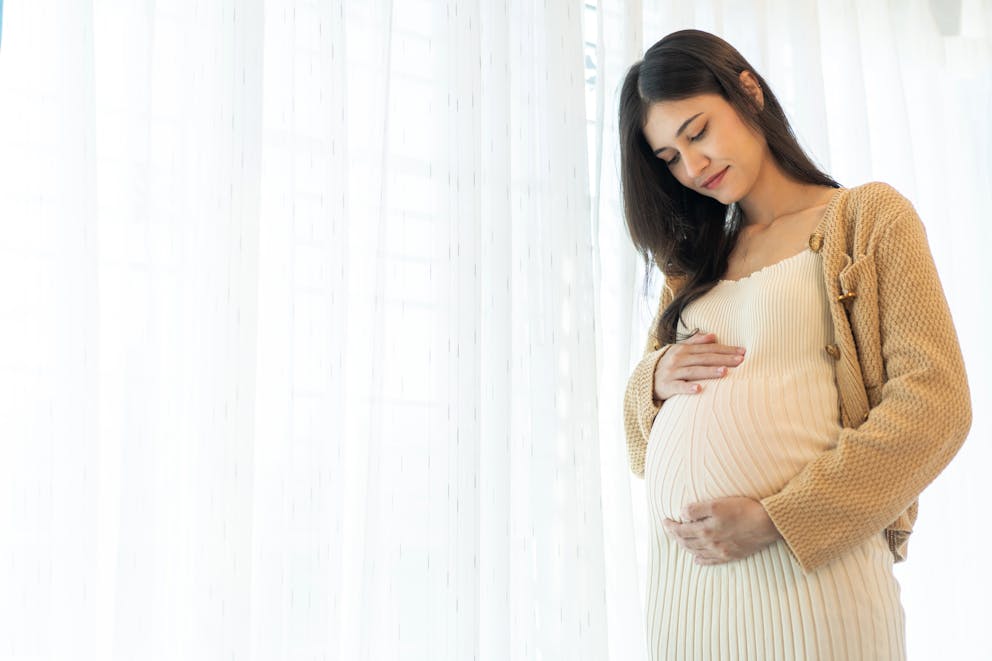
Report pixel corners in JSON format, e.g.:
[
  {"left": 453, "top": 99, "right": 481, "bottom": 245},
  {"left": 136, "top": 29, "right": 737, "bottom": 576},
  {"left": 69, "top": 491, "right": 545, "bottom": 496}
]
[{"left": 662, "top": 496, "right": 783, "bottom": 565}]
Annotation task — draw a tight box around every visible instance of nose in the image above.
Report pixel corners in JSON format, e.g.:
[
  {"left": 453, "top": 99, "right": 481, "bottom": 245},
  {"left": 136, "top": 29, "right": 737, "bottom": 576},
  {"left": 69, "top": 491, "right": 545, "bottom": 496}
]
[{"left": 682, "top": 149, "right": 710, "bottom": 181}]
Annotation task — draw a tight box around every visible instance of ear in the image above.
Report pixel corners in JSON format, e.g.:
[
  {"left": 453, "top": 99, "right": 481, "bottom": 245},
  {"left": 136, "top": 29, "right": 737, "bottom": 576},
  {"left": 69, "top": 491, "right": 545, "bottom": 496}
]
[{"left": 738, "top": 70, "right": 764, "bottom": 111}]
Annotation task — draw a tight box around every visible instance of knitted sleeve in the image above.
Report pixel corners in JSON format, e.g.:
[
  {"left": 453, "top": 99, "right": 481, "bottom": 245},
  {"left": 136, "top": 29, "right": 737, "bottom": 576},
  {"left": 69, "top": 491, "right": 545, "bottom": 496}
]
[
  {"left": 759, "top": 192, "right": 972, "bottom": 574},
  {"left": 622, "top": 275, "right": 678, "bottom": 478}
]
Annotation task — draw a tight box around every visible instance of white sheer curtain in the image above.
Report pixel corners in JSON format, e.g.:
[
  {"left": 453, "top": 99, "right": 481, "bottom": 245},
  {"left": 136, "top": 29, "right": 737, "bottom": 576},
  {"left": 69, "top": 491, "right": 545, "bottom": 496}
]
[{"left": 0, "top": 1, "right": 987, "bottom": 659}]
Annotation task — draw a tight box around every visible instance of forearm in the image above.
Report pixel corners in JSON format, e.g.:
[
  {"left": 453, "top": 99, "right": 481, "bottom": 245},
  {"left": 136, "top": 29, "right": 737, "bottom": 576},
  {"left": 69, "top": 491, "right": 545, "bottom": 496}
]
[{"left": 622, "top": 343, "right": 671, "bottom": 478}]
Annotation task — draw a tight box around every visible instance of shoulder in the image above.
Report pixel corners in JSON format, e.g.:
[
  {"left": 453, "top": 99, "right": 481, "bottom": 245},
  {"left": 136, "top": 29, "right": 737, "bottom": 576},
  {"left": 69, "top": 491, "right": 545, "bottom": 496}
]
[
  {"left": 836, "top": 181, "right": 923, "bottom": 246},
  {"left": 847, "top": 181, "right": 920, "bottom": 225}
]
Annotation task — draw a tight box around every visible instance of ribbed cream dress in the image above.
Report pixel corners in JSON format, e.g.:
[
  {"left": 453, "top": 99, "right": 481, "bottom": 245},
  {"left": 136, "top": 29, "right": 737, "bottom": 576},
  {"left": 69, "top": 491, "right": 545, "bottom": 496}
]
[{"left": 644, "top": 244, "right": 906, "bottom": 661}]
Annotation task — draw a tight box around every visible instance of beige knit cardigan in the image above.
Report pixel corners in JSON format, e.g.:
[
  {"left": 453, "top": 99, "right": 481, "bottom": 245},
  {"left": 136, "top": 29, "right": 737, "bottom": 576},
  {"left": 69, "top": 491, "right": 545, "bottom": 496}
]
[{"left": 623, "top": 181, "right": 972, "bottom": 574}]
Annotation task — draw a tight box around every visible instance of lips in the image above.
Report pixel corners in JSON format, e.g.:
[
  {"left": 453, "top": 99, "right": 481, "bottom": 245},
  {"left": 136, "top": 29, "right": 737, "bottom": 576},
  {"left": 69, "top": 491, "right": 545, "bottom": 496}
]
[{"left": 702, "top": 167, "right": 728, "bottom": 189}]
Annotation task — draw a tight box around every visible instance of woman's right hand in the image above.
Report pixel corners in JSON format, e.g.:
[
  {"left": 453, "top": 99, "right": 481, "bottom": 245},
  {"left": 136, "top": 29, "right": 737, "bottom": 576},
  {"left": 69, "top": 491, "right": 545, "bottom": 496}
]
[{"left": 653, "top": 332, "right": 746, "bottom": 403}]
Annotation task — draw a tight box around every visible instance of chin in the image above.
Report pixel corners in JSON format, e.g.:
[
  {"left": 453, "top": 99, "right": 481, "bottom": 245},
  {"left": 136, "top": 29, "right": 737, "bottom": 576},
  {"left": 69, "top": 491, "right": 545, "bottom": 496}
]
[{"left": 705, "top": 189, "right": 728, "bottom": 204}]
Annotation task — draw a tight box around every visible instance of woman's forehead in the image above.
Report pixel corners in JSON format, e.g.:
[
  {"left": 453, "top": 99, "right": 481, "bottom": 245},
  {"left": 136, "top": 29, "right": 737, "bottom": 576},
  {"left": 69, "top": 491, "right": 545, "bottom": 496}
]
[
  {"left": 643, "top": 95, "right": 724, "bottom": 149},
  {"left": 645, "top": 94, "right": 724, "bottom": 123}
]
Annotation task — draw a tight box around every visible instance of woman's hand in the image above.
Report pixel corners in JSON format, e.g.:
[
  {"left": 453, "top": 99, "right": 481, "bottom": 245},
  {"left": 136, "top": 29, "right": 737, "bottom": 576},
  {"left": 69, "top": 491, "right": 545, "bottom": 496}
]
[
  {"left": 662, "top": 496, "right": 783, "bottom": 565},
  {"left": 653, "top": 332, "right": 746, "bottom": 403}
]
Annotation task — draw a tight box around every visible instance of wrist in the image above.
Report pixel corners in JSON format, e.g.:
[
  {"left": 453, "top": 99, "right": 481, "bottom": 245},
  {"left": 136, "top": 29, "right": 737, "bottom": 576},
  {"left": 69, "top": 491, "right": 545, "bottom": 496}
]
[{"left": 760, "top": 502, "right": 783, "bottom": 541}]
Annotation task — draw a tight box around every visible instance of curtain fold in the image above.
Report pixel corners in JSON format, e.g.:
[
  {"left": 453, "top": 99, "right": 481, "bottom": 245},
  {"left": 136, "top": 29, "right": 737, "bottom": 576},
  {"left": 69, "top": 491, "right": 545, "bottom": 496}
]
[{"left": 0, "top": 1, "right": 988, "bottom": 659}]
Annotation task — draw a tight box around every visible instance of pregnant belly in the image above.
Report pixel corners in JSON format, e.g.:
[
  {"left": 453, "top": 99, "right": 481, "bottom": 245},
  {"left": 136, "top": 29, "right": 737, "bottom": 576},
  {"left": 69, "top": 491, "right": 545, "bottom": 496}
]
[{"left": 644, "top": 373, "right": 840, "bottom": 524}]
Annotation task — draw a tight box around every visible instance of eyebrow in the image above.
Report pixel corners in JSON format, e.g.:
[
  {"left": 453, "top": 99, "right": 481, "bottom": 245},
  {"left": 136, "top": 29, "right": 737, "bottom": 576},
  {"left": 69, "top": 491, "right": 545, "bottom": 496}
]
[{"left": 652, "top": 112, "right": 704, "bottom": 156}]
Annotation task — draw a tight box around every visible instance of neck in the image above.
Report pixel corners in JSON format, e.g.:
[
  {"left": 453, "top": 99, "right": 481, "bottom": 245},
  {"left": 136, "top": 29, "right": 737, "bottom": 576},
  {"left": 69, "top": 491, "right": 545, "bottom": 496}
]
[{"left": 736, "top": 162, "right": 829, "bottom": 228}]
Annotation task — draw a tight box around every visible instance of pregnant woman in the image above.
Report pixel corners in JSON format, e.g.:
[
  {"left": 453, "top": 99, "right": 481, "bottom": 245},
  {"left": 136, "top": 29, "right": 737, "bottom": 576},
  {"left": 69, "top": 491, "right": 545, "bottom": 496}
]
[{"left": 618, "top": 30, "right": 972, "bottom": 660}]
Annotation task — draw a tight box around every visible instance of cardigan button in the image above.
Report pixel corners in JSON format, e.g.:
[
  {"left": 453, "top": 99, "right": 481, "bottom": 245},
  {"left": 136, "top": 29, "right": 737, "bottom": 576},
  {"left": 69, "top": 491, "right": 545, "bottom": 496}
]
[
  {"left": 824, "top": 343, "right": 841, "bottom": 359},
  {"left": 808, "top": 233, "right": 824, "bottom": 252},
  {"left": 837, "top": 291, "right": 857, "bottom": 303},
  {"left": 652, "top": 340, "right": 661, "bottom": 351},
  {"left": 863, "top": 411, "right": 870, "bottom": 422}
]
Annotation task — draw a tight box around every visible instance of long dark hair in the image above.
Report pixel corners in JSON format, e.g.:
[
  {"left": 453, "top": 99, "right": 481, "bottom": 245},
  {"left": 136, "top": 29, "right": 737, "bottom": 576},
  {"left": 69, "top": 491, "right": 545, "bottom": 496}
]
[{"left": 619, "top": 29, "right": 841, "bottom": 346}]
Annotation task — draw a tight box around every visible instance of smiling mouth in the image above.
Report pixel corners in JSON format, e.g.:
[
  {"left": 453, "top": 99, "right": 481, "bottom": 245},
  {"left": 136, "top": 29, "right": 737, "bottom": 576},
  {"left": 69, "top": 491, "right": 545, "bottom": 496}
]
[{"left": 703, "top": 167, "right": 728, "bottom": 188}]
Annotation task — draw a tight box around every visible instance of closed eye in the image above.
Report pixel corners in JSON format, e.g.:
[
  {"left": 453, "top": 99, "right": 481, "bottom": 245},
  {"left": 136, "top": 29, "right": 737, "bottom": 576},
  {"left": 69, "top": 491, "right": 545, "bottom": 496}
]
[{"left": 664, "top": 125, "right": 707, "bottom": 167}]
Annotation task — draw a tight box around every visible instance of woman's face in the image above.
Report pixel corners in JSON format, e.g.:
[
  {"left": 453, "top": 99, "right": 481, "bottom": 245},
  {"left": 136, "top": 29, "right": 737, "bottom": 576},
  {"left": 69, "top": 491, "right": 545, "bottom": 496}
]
[{"left": 641, "top": 93, "right": 766, "bottom": 204}]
